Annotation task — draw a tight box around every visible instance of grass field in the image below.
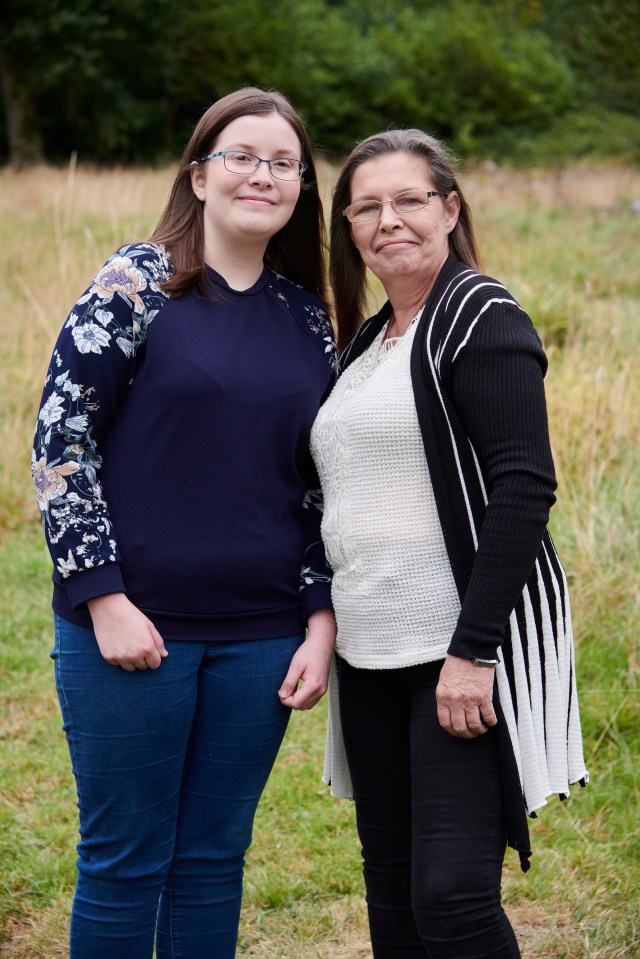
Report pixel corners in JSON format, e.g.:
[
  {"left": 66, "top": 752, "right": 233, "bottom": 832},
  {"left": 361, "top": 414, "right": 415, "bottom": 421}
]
[{"left": 1, "top": 160, "right": 639, "bottom": 958}]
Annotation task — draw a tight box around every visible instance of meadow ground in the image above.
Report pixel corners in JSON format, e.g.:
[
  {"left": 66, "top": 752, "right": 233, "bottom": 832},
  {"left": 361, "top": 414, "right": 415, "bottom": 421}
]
[{"left": 0, "top": 160, "right": 639, "bottom": 957}]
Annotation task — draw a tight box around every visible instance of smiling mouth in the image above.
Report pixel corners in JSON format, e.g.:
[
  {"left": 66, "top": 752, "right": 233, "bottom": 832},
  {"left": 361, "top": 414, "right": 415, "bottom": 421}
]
[
  {"left": 237, "top": 196, "right": 275, "bottom": 206},
  {"left": 377, "top": 239, "right": 415, "bottom": 251}
]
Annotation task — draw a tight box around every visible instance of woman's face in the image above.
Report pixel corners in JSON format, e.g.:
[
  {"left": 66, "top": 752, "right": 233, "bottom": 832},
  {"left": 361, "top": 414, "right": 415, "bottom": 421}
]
[
  {"left": 348, "top": 152, "right": 460, "bottom": 290},
  {"left": 190, "top": 112, "right": 303, "bottom": 253}
]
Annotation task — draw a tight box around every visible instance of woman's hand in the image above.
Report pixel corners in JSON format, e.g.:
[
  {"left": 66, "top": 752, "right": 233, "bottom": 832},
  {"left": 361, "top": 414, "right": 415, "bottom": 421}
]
[
  {"left": 436, "top": 654, "right": 498, "bottom": 739},
  {"left": 87, "top": 593, "right": 168, "bottom": 672},
  {"left": 278, "top": 608, "right": 336, "bottom": 710}
]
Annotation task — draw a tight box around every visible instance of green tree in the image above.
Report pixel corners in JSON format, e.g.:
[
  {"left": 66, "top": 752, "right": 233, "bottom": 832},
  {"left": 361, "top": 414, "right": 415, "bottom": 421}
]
[{"left": 372, "top": 0, "right": 574, "bottom": 155}]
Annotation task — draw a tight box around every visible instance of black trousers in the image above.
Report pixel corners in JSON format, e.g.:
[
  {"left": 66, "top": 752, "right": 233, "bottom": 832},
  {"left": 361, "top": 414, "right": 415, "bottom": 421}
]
[{"left": 337, "top": 657, "right": 521, "bottom": 959}]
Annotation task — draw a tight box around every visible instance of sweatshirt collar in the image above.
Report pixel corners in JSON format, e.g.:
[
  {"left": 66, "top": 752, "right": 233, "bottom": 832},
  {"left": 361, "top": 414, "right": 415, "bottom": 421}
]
[{"left": 204, "top": 263, "right": 271, "bottom": 296}]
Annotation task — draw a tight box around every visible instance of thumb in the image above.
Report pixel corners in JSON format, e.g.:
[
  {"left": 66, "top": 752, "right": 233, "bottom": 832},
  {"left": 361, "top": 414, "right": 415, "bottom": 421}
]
[
  {"left": 151, "top": 624, "right": 168, "bottom": 658},
  {"left": 278, "top": 665, "right": 301, "bottom": 701}
]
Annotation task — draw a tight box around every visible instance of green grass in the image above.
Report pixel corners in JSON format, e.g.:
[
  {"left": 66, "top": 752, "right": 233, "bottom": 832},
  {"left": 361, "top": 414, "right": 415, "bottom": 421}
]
[
  {"left": 1, "top": 162, "right": 639, "bottom": 957},
  {"left": 1, "top": 528, "right": 638, "bottom": 957}
]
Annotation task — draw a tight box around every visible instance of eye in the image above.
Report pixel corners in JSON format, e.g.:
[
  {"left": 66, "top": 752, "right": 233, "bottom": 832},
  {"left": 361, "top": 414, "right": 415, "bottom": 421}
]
[
  {"left": 354, "top": 202, "right": 380, "bottom": 216},
  {"left": 394, "top": 192, "right": 427, "bottom": 211},
  {"left": 228, "top": 152, "right": 255, "bottom": 166},
  {"left": 272, "top": 158, "right": 297, "bottom": 172}
]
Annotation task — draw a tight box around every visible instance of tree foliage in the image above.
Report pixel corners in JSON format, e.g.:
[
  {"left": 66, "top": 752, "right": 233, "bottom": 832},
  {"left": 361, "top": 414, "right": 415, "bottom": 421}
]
[{"left": 0, "top": 0, "right": 638, "bottom": 165}]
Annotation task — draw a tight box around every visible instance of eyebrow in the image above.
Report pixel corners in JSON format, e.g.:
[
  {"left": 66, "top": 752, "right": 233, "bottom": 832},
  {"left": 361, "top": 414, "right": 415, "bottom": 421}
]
[
  {"left": 350, "top": 187, "right": 426, "bottom": 201},
  {"left": 219, "top": 142, "right": 302, "bottom": 157}
]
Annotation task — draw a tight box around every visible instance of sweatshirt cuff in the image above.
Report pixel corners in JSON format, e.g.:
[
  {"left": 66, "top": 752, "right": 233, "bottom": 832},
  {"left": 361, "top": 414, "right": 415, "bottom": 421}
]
[
  {"left": 63, "top": 563, "right": 126, "bottom": 609},
  {"left": 300, "top": 582, "right": 333, "bottom": 626}
]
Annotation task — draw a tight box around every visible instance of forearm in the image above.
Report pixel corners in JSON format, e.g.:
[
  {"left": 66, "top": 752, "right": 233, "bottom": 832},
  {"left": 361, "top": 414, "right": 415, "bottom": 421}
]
[{"left": 447, "top": 472, "right": 554, "bottom": 661}]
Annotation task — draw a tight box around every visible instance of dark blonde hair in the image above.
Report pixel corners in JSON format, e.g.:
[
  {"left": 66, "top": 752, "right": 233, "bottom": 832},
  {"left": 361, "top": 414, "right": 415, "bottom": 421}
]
[
  {"left": 150, "top": 87, "right": 327, "bottom": 301},
  {"left": 330, "top": 129, "right": 482, "bottom": 352}
]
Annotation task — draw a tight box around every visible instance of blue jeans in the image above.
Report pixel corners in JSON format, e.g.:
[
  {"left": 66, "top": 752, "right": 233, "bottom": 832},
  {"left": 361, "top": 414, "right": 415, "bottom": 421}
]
[{"left": 52, "top": 614, "right": 302, "bottom": 959}]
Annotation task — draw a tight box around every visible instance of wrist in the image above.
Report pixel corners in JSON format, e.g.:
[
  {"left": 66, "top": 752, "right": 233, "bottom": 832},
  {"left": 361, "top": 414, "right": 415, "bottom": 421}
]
[
  {"left": 306, "top": 607, "right": 336, "bottom": 644},
  {"left": 87, "top": 592, "right": 127, "bottom": 616}
]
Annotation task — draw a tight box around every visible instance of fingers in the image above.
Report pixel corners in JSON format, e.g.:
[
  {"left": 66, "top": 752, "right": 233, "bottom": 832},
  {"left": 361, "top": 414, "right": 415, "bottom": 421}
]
[
  {"left": 278, "top": 651, "right": 328, "bottom": 711},
  {"left": 279, "top": 674, "right": 327, "bottom": 710},
  {"left": 93, "top": 611, "right": 167, "bottom": 671},
  {"left": 435, "top": 654, "right": 498, "bottom": 738},
  {"left": 437, "top": 703, "right": 487, "bottom": 739},
  {"left": 436, "top": 690, "right": 496, "bottom": 738}
]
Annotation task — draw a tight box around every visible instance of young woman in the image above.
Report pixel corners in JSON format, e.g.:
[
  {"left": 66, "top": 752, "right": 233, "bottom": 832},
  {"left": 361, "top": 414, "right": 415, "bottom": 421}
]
[{"left": 33, "top": 87, "right": 337, "bottom": 959}]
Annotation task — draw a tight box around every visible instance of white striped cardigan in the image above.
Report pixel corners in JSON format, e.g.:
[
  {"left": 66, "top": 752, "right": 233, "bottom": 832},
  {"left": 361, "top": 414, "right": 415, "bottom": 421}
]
[{"left": 324, "top": 256, "right": 588, "bottom": 870}]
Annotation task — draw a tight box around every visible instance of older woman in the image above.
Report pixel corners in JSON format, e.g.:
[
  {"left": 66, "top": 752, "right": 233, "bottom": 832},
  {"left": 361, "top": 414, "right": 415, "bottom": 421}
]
[{"left": 310, "top": 130, "right": 588, "bottom": 959}]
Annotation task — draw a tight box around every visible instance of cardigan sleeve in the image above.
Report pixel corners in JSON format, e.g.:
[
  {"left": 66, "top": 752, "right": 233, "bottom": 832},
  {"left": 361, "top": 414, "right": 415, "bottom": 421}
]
[
  {"left": 32, "top": 243, "right": 171, "bottom": 609},
  {"left": 445, "top": 301, "right": 558, "bottom": 661}
]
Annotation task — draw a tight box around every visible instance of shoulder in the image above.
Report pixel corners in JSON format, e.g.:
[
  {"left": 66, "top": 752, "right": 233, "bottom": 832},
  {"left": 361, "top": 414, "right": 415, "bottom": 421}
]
[
  {"left": 93, "top": 243, "right": 173, "bottom": 299},
  {"left": 427, "top": 261, "right": 543, "bottom": 366},
  {"left": 63, "top": 244, "right": 174, "bottom": 360},
  {"left": 73, "top": 242, "right": 173, "bottom": 325},
  {"left": 341, "top": 304, "right": 391, "bottom": 372},
  {"left": 266, "top": 269, "right": 329, "bottom": 321},
  {"left": 437, "top": 262, "right": 520, "bottom": 318},
  {"left": 267, "top": 271, "right": 337, "bottom": 373}
]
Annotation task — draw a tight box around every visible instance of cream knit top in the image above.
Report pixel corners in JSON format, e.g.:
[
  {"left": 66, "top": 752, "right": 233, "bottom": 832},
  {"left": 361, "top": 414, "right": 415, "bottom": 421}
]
[{"left": 310, "top": 316, "right": 460, "bottom": 669}]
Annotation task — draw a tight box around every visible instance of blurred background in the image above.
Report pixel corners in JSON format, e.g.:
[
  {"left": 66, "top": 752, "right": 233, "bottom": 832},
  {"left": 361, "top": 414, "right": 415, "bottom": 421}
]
[
  {"left": 1, "top": 0, "right": 639, "bottom": 167},
  {"left": 1, "top": 2, "right": 639, "bottom": 957}
]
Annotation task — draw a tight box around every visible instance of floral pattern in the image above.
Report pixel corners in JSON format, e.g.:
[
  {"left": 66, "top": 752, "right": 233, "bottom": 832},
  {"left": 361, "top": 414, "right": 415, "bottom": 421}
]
[
  {"left": 34, "top": 244, "right": 335, "bottom": 608},
  {"left": 32, "top": 244, "right": 172, "bottom": 578},
  {"left": 269, "top": 275, "right": 338, "bottom": 376},
  {"left": 268, "top": 276, "right": 337, "bottom": 598}
]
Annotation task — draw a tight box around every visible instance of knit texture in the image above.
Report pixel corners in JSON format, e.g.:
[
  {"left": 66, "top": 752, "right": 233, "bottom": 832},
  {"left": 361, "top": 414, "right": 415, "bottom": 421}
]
[
  {"left": 322, "top": 256, "right": 588, "bottom": 870},
  {"left": 311, "top": 318, "right": 460, "bottom": 667}
]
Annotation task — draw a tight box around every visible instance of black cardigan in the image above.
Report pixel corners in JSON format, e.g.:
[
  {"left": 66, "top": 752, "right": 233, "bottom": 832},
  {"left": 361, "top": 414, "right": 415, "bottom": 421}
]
[{"left": 341, "top": 256, "right": 588, "bottom": 869}]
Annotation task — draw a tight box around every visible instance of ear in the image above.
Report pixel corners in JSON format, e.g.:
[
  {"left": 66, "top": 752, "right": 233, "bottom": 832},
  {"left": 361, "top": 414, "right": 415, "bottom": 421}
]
[
  {"left": 444, "top": 191, "right": 461, "bottom": 234},
  {"left": 190, "top": 161, "right": 207, "bottom": 201}
]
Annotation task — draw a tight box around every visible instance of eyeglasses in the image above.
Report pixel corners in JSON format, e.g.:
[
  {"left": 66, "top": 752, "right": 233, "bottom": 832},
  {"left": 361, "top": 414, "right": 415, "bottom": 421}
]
[
  {"left": 199, "top": 150, "right": 307, "bottom": 181},
  {"left": 343, "top": 189, "right": 448, "bottom": 223}
]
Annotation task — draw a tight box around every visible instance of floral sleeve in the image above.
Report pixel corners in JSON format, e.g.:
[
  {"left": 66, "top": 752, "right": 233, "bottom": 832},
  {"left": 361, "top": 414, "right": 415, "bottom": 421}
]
[
  {"left": 32, "top": 243, "right": 172, "bottom": 607},
  {"left": 265, "top": 275, "right": 337, "bottom": 623},
  {"left": 300, "top": 480, "right": 333, "bottom": 621},
  {"left": 298, "top": 302, "right": 337, "bottom": 621}
]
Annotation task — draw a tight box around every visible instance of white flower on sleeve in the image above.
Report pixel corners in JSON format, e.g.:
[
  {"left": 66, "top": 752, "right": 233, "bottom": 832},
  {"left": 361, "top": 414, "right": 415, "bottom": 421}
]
[
  {"left": 39, "top": 392, "right": 65, "bottom": 427},
  {"left": 56, "top": 550, "right": 79, "bottom": 578},
  {"left": 72, "top": 323, "right": 111, "bottom": 354}
]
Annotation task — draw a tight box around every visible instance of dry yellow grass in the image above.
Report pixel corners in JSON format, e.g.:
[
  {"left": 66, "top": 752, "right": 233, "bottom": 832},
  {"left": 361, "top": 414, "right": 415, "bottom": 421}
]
[
  {"left": 1, "top": 160, "right": 639, "bottom": 958},
  {"left": 3, "top": 159, "right": 639, "bottom": 535}
]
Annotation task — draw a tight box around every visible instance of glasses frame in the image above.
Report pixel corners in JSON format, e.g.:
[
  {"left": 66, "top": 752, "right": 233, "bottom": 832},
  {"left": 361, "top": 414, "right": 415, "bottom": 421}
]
[
  {"left": 343, "top": 189, "right": 449, "bottom": 223},
  {"left": 198, "top": 150, "right": 308, "bottom": 181}
]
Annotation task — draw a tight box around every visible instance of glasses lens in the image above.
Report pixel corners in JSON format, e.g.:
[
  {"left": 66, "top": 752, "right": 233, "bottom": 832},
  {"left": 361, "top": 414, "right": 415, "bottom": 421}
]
[
  {"left": 224, "top": 152, "right": 259, "bottom": 174},
  {"left": 347, "top": 201, "right": 381, "bottom": 223},
  {"left": 270, "top": 158, "right": 304, "bottom": 181},
  {"left": 392, "top": 190, "right": 431, "bottom": 213}
]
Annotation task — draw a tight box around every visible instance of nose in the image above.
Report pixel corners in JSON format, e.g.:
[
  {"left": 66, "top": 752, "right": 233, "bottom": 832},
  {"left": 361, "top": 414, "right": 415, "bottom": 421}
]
[
  {"left": 248, "top": 160, "right": 273, "bottom": 186},
  {"left": 378, "top": 199, "right": 402, "bottom": 231}
]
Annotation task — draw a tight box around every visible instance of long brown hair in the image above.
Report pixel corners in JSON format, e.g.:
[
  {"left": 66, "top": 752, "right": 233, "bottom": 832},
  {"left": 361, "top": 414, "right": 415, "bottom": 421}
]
[
  {"left": 330, "top": 129, "right": 482, "bottom": 352},
  {"left": 150, "top": 87, "right": 327, "bottom": 302}
]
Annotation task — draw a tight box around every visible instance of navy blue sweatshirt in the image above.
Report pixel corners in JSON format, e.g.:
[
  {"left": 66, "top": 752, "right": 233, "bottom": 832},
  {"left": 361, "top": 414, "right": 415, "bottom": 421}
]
[{"left": 33, "top": 243, "right": 337, "bottom": 640}]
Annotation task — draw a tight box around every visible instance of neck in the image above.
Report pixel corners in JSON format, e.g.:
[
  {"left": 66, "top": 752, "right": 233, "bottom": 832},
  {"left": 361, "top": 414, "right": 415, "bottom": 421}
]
[
  {"left": 387, "top": 281, "right": 433, "bottom": 334},
  {"left": 385, "top": 253, "right": 448, "bottom": 334},
  {"left": 203, "top": 235, "right": 267, "bottom": 291}
]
